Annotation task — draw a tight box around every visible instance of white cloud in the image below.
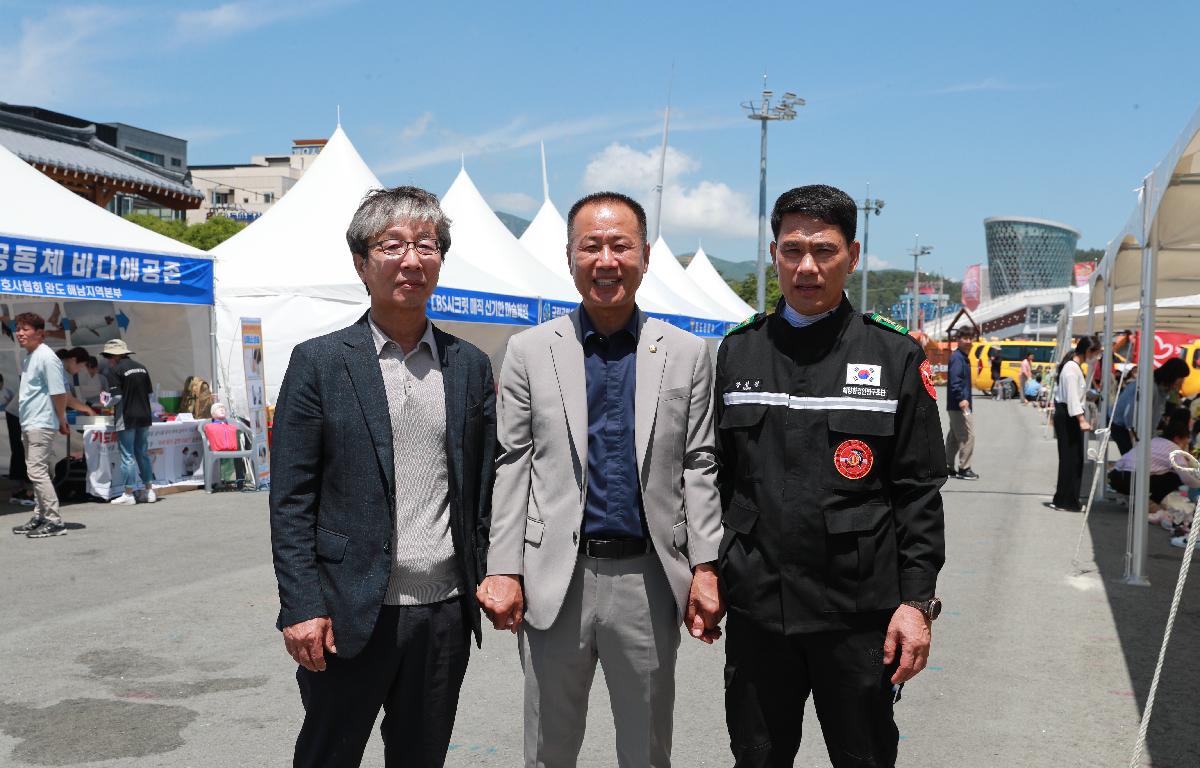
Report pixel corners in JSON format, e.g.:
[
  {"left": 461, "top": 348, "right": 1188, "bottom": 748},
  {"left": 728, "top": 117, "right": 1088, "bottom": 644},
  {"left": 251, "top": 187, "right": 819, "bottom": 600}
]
[
  {"left": 0, "top": 6, "right": 129, "bottom": 106},
  {"left": 583, "top": 143, "right": 757, "bottom": 238},
  {"left": 487, "top": 192, "right": 538, "bottom": 215},
  {"left": 399, "top": 112, "right": 434, "bottom": 142},
  {"left": 864, "top": 255, "right": 893, "bottom": 271},
  {"left": 379, "top": 114, "right": 631, "bottom": 174},
  {"left": 174, "top": 0, "right": 347, "bottom": 38}
]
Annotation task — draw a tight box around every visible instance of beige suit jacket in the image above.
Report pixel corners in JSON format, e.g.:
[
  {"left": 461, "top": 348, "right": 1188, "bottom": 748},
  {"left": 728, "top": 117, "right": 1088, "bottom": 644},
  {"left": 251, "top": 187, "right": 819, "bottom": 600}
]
[{"left": 487, "top": 308, "right": 722, "bottom": 630}]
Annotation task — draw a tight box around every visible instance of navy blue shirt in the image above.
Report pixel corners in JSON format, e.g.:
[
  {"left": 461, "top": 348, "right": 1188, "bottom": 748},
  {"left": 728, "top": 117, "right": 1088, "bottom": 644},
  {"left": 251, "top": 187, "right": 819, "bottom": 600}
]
[
  {"left": 947, "top": 347, "right": 972, "bottom": 412},
  {"left": 580, "top": 308, "right": 647, "bottom": 539}
]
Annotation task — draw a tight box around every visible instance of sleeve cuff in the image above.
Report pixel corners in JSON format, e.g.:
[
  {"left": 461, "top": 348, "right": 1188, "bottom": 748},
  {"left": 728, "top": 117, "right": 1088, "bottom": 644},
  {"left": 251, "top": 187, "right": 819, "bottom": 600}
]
[{"left": 899, "top": 572, "right": 937, "bottom": 602}]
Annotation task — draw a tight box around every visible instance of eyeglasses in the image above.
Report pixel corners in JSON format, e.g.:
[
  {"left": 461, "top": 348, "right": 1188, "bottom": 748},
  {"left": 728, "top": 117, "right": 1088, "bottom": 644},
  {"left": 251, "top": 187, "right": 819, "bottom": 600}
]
[{"left": 367, "top": 239, "right": 441, "bottom": 258}]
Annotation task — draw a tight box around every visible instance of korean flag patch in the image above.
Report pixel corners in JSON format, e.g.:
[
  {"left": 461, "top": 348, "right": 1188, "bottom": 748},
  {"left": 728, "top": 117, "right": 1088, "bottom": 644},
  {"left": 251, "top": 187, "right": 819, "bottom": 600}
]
[{"left": 846, "top": 363, "right": 882, "bottom": 387}]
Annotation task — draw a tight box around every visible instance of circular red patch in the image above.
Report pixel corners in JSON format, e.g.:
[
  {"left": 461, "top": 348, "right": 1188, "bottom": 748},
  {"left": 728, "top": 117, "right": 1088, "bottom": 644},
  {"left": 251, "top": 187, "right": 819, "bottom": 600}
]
[
  {"left": 834, "top": 439, "right": 874, "bottom": 480},
  {"left": 920, "top": 359, "right": 937, "bottom": 400}
]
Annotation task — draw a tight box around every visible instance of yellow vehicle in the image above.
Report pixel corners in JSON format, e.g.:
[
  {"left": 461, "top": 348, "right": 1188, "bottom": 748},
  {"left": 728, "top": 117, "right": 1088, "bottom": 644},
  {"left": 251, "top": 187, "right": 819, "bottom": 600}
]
[
  {"left": 1179, "top": 341, "right": 1200, "bottom": 398},
  {"left": 969, "top": 340, "right": 1058, "bottom": 395}
]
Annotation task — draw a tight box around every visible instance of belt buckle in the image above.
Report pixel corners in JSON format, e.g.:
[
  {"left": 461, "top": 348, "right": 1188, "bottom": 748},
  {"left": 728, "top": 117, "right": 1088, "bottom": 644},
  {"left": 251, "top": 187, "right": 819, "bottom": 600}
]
[{"left": 584, "top": 539, "right": 601, "bottom": 558}]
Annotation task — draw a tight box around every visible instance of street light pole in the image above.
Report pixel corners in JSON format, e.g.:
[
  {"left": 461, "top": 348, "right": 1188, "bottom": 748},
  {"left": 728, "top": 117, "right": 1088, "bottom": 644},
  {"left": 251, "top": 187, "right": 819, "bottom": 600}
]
[
  {"left": 857, "top": 184, "right": 885, "bottom": 311},
  {"left": 909, "top": 236, "right": 933, "bottom": 330},
  {"left": 742, "top": 78, "right": 803, "bottom": 313}
]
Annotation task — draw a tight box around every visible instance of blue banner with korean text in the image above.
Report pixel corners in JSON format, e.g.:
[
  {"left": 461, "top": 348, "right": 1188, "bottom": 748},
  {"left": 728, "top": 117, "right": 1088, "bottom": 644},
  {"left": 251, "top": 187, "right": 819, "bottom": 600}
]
[
  {"left": 0, "top": 235, "right": 214, "bottom": 305},
  {"left": 427, "top": 286, "right": 539, "bottom": 326}
]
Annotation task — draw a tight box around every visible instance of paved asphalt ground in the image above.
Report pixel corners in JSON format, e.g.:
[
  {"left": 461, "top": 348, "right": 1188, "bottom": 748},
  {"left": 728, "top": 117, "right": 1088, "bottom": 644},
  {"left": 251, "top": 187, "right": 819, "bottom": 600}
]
[{"left": 1, "top": 395, "right": 1197, "bottom": 767}]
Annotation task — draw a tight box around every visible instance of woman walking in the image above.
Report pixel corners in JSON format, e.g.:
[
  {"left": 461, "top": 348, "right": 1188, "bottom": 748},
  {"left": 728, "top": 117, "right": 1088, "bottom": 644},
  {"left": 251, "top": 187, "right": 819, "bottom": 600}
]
[{"left": 1049, "top": 336, "right": 1101, "bottom": 511}]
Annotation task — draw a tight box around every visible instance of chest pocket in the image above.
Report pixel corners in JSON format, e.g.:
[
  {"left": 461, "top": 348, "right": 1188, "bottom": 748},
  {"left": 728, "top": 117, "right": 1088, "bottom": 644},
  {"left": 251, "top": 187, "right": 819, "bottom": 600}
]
[
  {"left": 825, "top": 409, "right": 895, "bottom": 495},
  {"left": 718, "top": 403, "right": 767, "bottom": 483}
]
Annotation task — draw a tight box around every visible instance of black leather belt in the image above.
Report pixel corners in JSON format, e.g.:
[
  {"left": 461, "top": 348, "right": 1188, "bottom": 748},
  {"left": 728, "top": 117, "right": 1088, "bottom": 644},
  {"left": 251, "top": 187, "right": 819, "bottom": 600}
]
[{"left": 579, "top": 537, "right": 648, "bottom": 559}]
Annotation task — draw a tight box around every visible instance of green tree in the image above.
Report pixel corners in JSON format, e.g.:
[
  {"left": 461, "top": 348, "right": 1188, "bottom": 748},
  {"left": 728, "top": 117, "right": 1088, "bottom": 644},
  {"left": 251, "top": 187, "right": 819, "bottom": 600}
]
[
  {"left": 124, "top": 213, "right": 187, "bottom": 242},
  {"left": 181, "top": 216, "right": 246, "bottom": 250},
  {"left": 123, "top": 213, "right": 246, "bottom": 251}
]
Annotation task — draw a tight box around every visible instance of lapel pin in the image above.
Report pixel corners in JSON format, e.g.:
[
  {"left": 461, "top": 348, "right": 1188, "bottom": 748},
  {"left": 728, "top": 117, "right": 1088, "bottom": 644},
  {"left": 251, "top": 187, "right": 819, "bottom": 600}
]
[{"left": 649, "top": 344, "right": 657, "bottom": 353}]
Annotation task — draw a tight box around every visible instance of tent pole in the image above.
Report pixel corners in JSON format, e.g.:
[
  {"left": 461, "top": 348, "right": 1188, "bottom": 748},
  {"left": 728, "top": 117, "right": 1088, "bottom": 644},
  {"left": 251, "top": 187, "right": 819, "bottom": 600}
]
[
  {"left": 1126, "top": 182, "right": 1155, "bottom": 587},
  {"left": 1101, "top": 277, "right": 1114, "bottom": 431},
  {"left": 209, "top": 302, "right": 219, "bottom": 403}
]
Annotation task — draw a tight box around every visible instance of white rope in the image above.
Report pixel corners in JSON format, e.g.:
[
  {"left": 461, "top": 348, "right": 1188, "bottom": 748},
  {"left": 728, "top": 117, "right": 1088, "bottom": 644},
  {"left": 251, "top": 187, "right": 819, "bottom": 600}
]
[
  {"left": 1071, "top": 363, "right": 1133, "bottom": 571},
  {"left": 1128, "top": 449, "right": 1200, "bottom": 768}
]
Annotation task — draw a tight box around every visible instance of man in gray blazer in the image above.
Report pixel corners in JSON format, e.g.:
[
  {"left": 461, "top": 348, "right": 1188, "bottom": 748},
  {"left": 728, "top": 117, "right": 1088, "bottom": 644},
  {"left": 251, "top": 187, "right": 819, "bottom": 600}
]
[{"left": 478, "top": 192, "right": 723, "bottom": 767}]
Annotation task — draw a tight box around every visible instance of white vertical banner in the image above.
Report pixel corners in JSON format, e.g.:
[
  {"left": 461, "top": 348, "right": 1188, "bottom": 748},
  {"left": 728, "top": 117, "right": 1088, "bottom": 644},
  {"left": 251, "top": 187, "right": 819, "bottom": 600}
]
[{"left": 240, "top": 317, "right": 271, "bottom": 488}]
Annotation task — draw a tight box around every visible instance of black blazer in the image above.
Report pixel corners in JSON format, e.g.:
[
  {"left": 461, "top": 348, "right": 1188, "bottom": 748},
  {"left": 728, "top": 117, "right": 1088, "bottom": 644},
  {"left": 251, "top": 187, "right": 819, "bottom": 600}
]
[{"left": 270, "top": 313, "right": 496, "bottom": 657}]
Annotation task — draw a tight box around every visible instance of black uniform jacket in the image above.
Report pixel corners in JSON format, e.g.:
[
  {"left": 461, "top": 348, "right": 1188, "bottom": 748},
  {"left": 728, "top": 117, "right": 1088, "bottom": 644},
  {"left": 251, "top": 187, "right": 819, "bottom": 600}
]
[
  {"left": 270, "top": 314, "right": 497, "bottom": 657},
  {"left": 715, "top": 297, "right": 946, "bottom": 634}
]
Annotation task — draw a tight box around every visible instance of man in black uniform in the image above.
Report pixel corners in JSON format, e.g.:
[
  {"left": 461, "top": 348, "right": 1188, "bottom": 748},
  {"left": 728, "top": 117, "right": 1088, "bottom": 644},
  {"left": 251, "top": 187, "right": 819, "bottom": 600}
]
[{"left": 715, "top": 185, "right": 946, "bottom": 767}]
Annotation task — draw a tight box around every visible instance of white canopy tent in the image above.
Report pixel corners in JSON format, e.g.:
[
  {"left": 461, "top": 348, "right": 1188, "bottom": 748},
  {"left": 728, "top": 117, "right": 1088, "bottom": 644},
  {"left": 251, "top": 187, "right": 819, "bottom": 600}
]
[
  {"left": 441, "top": 168, "right": 578, "bottom": 305},
  {"left": 1086, "top": 102, "right": 1200, "bottom": 585},
  {"left": 213, "top": 126, "right": 536, "bottom": 414},
  {"left": 649, "top": 237, "right": 738, "bottom": 321},
  {"left": 685, "top": 245, "right": 754, "bottom": 321},
  {"left": 0, "top": 141, "right": 213, "bottom": 395}
]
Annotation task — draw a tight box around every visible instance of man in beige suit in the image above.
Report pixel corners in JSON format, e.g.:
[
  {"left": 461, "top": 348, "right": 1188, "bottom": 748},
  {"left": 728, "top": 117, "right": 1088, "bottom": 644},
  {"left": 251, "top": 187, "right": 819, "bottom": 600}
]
[{"left": 478, "top": 192, "right": 724, "bottom": 767}]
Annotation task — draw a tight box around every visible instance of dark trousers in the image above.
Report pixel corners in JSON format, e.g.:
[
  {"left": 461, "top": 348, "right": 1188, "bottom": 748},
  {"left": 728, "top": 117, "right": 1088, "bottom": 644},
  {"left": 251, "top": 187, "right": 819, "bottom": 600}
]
[
  {"left": 6, "top": 411, "right": 27, "bottom": 484},
  {"left": 294, "top": 599, "right": 470, "bottom": 768},
  {"left": 724, "top": 612, "right": 898, "bottom": 768},
  {"left": 1053, "top": 403, "right": 1085, "bottom": 510},
  {"left": 1108, "top": 469, "right": 1181, "bottom": 504},
  {"left": 1110, "top": 424, "right": 1133, "bottom": 456}
]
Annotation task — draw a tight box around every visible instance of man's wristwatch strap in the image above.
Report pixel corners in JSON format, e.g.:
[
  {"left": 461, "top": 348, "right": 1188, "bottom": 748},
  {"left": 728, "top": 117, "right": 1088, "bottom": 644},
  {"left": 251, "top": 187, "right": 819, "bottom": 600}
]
[{"left": 901, "top": 598, "right": 942, "bottom": 621}]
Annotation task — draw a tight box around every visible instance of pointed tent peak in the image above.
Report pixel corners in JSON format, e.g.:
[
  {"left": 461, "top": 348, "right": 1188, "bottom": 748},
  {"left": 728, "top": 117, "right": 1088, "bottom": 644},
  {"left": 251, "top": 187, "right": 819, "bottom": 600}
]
[
  {"left": 694, "top": 243, "right": 707, "bottom": 261},
  {"left": 520, "top": 197, "right": 570, "bottom": 273},
  {"left": 460, "top": 153, "right": 465, "bottom": 170},
  {"left": 212, "top": 121, "right": 383, "bottom": 289},
  {"left": 336, "top": 104, "right": 341, "bottom": 127},
  {"left": 651, "top": 235, "right": 676, "bottom": 260}
]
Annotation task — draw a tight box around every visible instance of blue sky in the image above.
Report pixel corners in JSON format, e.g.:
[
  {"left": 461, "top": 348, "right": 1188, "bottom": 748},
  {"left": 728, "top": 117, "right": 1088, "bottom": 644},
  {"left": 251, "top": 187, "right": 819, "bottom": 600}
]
[{"left": 2, "top": 0, "right": 1197, "bottom": 280}]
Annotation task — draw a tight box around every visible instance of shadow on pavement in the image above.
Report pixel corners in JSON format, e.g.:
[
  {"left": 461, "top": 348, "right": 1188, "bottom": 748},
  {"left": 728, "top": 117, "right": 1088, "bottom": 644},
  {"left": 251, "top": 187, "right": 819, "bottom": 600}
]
[{"left": 1088, "top": 496, "right": 1200, "bottom": 768}]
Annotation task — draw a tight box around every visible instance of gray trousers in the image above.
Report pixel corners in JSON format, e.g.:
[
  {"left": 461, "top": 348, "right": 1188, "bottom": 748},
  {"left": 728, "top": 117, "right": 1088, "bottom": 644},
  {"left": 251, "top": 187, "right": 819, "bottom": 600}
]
[
  {"left": 23, "top": 429, "right": 60, "bottom": 524},
  {"left": 945, "top": 410, "right": 975, "bottom": 471},
  {"left": 519, "top": 551, "right": 680, "bottom": 768}
]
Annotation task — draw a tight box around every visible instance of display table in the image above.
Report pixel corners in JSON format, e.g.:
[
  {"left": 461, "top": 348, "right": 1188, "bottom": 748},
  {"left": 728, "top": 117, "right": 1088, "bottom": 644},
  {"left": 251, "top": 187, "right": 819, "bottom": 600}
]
[{"left": 81, "top": 421, "right": 204, "bottom": 499}]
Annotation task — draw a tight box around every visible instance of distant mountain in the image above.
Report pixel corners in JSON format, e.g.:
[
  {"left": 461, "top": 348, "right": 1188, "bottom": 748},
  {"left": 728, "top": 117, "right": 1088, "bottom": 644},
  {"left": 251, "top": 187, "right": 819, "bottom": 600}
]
[
  {"left": 676, "top": 252, "right": 756, "bottom": 282},
  {"left": 496, "top": 211, "right": 531, "bottom": 238}
]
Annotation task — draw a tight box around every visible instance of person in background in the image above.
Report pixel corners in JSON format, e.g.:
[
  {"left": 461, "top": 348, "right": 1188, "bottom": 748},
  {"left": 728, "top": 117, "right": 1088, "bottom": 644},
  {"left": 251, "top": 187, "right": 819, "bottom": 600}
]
[
  {"left": 1048, "top": 336, "right": 1102, "bottom": 512},
  {"left": 76, "top": 354, "right": 104, "bottom": 405},
  {"left": 55, "top": 348, "right": 97, "bottom": 417},
  {"left": 1108, "top": 418, "right": 1198, "bottom": 522},
  {"left": 0, "top": 374, "right": 31, "bottom": 506},
  {"left": 101, "top": 339, "right": 156, "bottom": 505},
  {"left": 1111, "top": 357, "right": 1188, "bottom": 449},
  {"left": 945, "top": 326, "right": 979, "bottom": 480},
  {"left": 1109, "top": 367, "right": 1138, "bottom": 455},
  {"left": 1023, "top": 371, "right": 1045, "bottom": 403},
  {"left": 10, "top": 312, "right": 70, "bottom": 538},
  {"left": 1018, "top": 352, "right": 1035, "bottom": 405},
  {"left": 989, "top": 347, "right": 1002, "bottom": 394}
]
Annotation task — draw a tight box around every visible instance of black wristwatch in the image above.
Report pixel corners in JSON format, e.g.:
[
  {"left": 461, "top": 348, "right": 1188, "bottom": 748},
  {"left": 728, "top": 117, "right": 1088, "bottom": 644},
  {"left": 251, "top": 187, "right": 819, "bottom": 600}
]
[{"left": 901, "top": 598, "right": 942, "bottom": 621}]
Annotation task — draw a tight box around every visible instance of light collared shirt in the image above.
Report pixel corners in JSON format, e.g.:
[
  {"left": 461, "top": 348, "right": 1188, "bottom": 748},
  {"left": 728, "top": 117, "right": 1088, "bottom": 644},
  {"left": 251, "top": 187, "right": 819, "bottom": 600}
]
[
  {"left": 367, "top": 314, "right": 461, "bottom": 606},
  {"left": 1054, "top": 360, "right": 1086, "bottom": 417}
]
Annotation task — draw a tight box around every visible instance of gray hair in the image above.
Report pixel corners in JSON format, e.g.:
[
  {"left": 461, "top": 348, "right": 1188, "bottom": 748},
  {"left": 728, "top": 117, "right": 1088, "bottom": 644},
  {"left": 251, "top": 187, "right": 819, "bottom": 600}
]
[{"left": 345, "top": 186, "right": 452, "bottom": 260}]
